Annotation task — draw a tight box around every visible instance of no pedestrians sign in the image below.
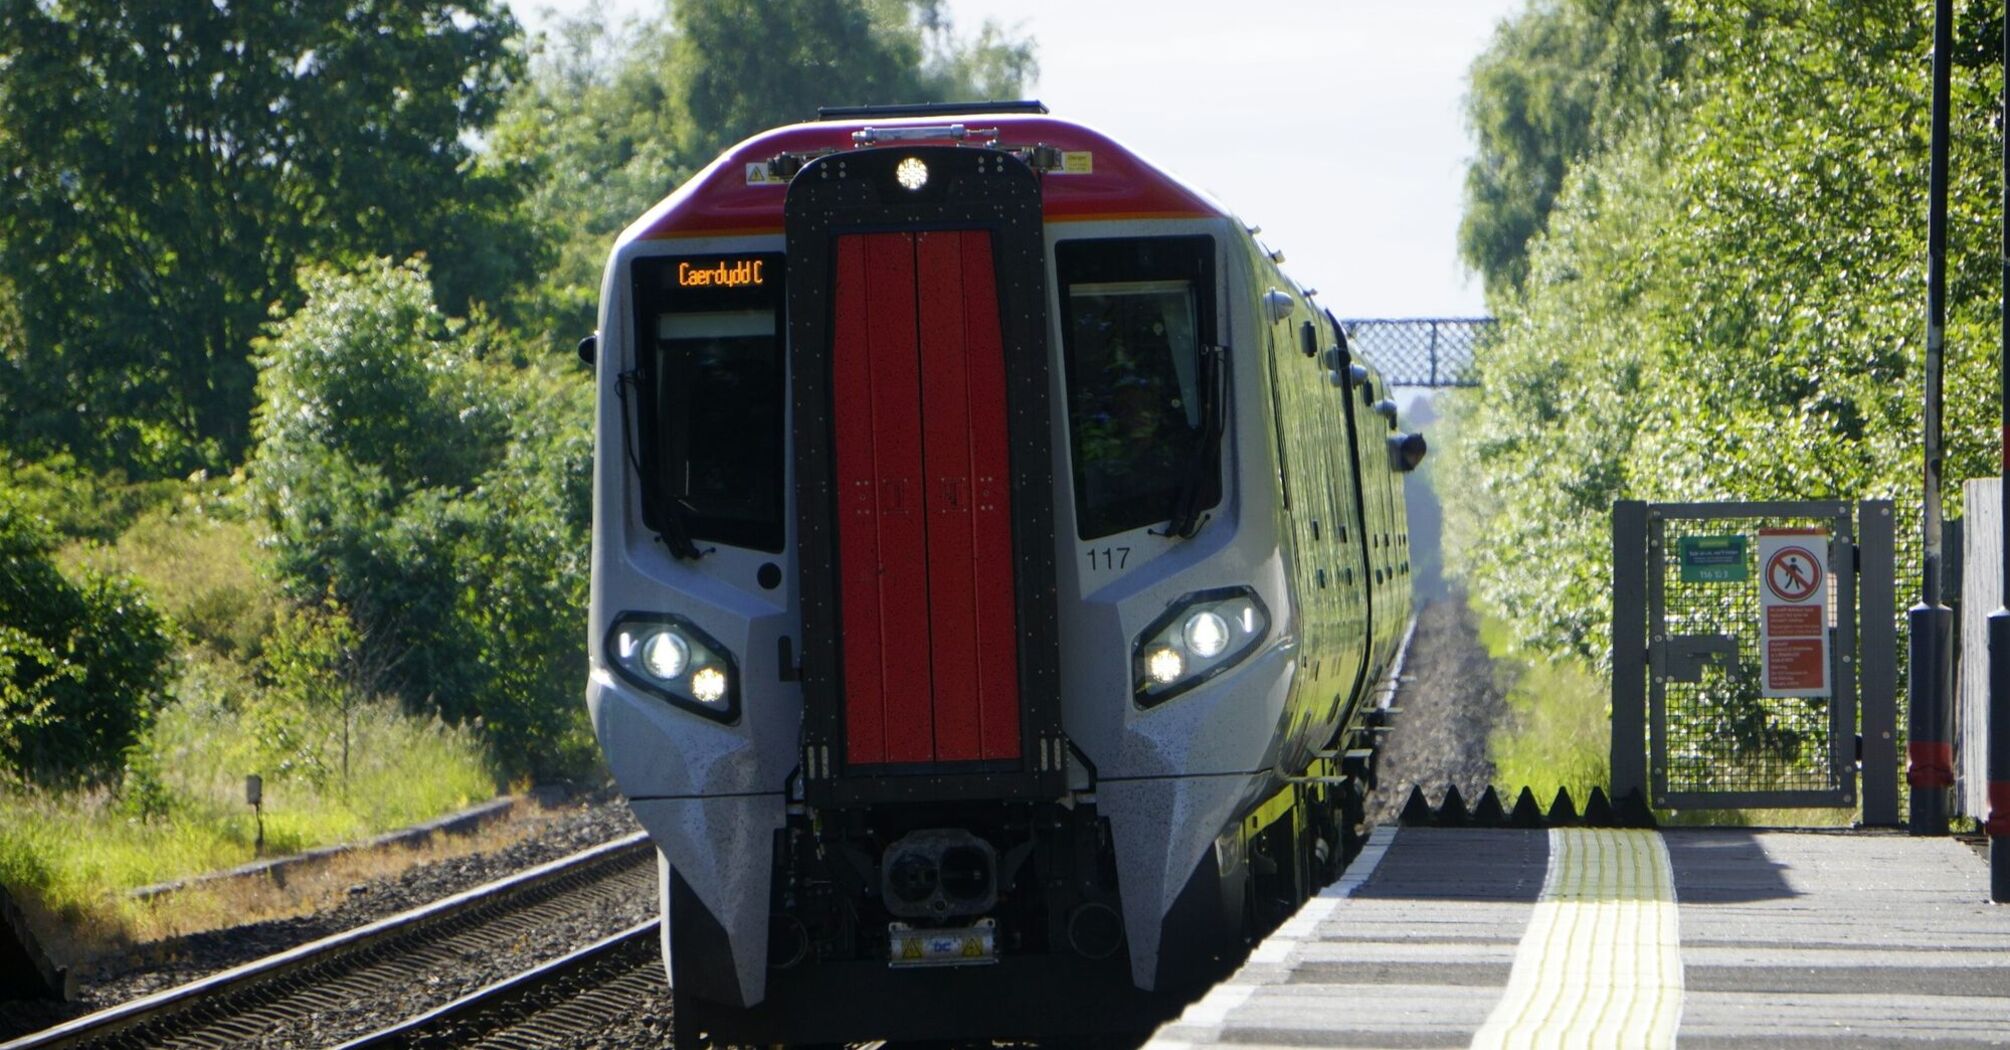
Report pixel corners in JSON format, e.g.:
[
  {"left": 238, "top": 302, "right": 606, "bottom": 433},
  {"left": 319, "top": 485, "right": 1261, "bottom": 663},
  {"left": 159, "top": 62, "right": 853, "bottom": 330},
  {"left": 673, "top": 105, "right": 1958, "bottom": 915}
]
[{"left": 1758, "top": 528, "right": 1830, "bottom": 698}]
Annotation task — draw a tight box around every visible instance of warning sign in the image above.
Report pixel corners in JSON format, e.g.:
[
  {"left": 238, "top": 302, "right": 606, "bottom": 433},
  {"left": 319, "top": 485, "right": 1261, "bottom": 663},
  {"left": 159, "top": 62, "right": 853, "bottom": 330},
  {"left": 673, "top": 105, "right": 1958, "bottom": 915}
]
[{"left": 1757, "top": 529, "right": 1829, "bottom": 697}]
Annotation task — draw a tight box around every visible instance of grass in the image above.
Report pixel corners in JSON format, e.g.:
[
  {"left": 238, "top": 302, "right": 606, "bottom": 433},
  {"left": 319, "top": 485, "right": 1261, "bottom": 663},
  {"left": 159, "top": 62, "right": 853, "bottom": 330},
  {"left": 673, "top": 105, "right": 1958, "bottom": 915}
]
[
  {"left": 0, "top": 663, "right": 496, "bottom": 960},
  {"left": 1480, "top": 614, "right": 1614, "bottom": 807},
  {"left": 56, "top": 478, "right": 280, "bottom": 660}
]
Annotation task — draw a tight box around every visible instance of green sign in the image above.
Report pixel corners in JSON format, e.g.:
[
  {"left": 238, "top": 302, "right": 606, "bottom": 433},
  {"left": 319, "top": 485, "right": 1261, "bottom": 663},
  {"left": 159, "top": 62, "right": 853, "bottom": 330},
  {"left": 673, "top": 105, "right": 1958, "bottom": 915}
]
[{"left": 1679, "top": 535, "right": 1748, "bottom": 583}]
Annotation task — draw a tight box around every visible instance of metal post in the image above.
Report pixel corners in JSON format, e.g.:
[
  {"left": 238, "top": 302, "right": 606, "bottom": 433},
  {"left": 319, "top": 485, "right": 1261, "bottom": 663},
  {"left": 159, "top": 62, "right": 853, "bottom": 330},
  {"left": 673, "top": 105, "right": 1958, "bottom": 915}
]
[
  {"left": 1611, "top": 501, "right": 1650, "bottom": 804},
  {"left": 1991, "top": 0, "right": 2010, "bottom": 902},
  {"left": 1429, "top": 322, "right": 1441, "bottom": 389},
  {"left": 1910, "top": 0, "right": 1956, "bottom": 835},
  {"left": 1859, "top": 501, "right": 1901, "bottom": 826}
]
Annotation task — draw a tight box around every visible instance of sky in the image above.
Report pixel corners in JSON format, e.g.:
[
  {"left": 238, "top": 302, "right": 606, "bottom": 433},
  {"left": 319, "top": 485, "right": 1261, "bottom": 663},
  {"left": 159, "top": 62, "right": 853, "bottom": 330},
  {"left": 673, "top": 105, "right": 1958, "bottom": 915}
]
[{"left": 516, "top": 0, "right": 1526, "bottom": 318}]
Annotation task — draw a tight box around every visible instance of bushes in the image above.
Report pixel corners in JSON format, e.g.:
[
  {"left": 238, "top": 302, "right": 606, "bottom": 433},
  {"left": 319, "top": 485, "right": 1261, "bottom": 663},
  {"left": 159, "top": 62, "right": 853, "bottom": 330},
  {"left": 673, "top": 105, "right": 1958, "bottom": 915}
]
[
  {"left": 0, "top": 494, "right": 174, "bottom": 784},
  {"left": 250, "top": 258, "right": 594, "bottom": 779}
]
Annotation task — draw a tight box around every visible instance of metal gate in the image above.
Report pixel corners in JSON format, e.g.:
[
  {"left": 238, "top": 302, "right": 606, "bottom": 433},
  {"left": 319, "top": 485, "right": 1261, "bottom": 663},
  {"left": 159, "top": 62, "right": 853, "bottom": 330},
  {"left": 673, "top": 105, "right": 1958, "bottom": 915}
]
[{"left": 1612, "top": 501, "right": 1899, "bottom": 818}]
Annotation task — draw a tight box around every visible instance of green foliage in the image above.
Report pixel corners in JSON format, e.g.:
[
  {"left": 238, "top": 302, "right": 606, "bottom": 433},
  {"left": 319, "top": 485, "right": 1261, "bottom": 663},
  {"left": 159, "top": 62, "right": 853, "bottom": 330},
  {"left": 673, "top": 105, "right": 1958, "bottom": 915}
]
[
  {"left": 0, "top": 456, "right": 183, "bottom": 546},
  {"left": 672, "top": 0, "right": 1036, "bottom": 162},
  {"left": 1480, "top": 613, "right": 1612, "bottom": 805},
  {"left": 250, "top": 258, "right": 593, "bottom": 778},
  {"left": 1, "top": 668, "right": 492, "bottom": 924},
  {"left": 486, "top": 14, "right": 688, "bottom": 349},
  {"left": 1460, "top": 0, "right": 1683, "bottom": 300},
  {"left": 53, "top": 474, "right": 281, "bottom": 662},
  {"left": 0, "top": 494, "right": 174, "bottom": 784},
  {"left": 0, "top": 0, "right": 537, "bottom": 475},
  {"left": 1445, "top": 0, "right": 1988, "bottom": 669}
]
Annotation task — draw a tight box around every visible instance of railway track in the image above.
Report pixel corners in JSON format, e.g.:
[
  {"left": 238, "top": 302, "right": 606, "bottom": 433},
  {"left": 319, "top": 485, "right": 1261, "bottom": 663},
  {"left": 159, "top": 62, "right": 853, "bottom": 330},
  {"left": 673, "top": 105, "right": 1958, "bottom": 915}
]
[
  {"left": 337, "top": 921, "right": 663, "bottom": 1048},
  {"left": 1, "top": 832, "right": 656, "bottom": 1050}
]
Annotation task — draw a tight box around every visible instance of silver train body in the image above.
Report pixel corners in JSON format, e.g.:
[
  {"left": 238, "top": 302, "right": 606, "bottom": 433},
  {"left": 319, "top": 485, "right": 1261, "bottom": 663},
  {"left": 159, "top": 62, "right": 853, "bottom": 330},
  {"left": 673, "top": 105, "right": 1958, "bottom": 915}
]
[{"left": 583, "top": 103, "right": 1421, "bottom": 1045}]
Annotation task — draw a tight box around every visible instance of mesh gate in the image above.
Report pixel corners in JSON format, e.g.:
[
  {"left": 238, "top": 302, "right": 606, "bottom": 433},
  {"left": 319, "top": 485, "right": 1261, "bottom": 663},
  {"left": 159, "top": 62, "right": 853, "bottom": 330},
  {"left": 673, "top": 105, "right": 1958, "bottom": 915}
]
[{"left": 1612, "top": 500, "right": 1899, "bottom": 815}]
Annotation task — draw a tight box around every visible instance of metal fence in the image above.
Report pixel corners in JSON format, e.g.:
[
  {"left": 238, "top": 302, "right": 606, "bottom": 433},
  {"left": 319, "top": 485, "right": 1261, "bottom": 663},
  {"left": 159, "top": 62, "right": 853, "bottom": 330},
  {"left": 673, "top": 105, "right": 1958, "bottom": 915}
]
[{"left": 1341, "top": 318, "right": 1496, "bottom": 389}]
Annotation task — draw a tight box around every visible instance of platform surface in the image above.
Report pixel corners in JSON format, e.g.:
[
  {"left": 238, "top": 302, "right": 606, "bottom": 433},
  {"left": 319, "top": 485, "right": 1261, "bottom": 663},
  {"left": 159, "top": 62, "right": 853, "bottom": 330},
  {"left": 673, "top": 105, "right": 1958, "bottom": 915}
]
[{"left": 1146, "top": 826, "right": 2010, "bottom": 1049}]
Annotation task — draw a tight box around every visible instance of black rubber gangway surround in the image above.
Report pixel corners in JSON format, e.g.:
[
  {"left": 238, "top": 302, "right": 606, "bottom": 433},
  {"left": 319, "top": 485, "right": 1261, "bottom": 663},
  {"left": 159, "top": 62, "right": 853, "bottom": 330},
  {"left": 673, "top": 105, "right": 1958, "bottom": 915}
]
[{"left": 786, "top": 145, "right": 1066, "bottom": 808}]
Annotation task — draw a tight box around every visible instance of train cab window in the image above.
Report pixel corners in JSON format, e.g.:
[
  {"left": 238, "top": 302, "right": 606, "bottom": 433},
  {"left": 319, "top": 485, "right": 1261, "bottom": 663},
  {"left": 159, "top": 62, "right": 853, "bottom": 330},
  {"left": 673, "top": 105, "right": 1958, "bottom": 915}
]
[
  {"left": 1056, "top": 236, "right": 1219, "bottom": 539},
  {"left": 630, "top": 254, "right": 787, "bottom": 553}
]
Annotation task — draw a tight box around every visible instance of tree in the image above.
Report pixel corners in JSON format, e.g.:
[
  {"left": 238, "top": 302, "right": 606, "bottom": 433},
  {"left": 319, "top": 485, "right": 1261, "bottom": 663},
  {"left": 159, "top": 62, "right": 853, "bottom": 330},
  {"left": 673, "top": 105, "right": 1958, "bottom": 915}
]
[
  {"left": 0, "top": 490, "right": 173, "bottom": 784},
  {"left": 0, "top": 0, "right": 538, "bottom": 475},
  {"left": 1459, "top": 0, "right": 1683, "bottom": 301},
  {"left": 250, "top": 257, "right": 593, "bottom": 778},
  {"left": 671, "top": 0, "right": 1036, "bottom": 163}
]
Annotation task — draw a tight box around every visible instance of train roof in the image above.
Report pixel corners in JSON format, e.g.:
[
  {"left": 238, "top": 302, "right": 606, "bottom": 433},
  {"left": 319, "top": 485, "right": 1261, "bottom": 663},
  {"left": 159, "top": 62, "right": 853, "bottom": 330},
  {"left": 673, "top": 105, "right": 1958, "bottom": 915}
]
[{"left": 623, "top": 109, "right": 1234, "bottom": 244}]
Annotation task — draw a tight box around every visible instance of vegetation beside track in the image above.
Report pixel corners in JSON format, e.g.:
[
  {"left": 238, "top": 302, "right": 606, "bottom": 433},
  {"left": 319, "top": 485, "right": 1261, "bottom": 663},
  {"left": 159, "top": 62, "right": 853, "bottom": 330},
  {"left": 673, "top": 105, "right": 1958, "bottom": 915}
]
[{"left": 1476, "top": 612, "right": 1612, "bottom": 808}]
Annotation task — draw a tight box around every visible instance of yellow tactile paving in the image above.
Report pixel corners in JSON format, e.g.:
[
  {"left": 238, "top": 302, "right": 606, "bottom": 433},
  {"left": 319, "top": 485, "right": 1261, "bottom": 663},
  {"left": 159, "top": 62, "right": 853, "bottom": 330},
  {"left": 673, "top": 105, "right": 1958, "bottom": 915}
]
[{"left": 1469, "top": 828, "right": 1682, "bottom": 1050}]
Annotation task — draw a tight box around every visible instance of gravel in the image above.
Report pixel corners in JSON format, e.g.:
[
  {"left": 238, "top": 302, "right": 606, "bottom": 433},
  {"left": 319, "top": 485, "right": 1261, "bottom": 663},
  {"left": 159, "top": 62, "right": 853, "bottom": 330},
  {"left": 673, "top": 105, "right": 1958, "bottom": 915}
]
[
  {"left": 0, "top": 790, "right": 647, "bottom": 1044},
  {"left": 1366, "top": 590, "right": 1510, "bottom": 826}
]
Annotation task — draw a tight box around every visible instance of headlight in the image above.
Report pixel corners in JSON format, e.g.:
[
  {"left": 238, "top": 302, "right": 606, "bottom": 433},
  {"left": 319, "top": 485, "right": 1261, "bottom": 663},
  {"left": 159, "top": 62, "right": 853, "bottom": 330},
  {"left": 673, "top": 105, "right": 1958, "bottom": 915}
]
[
  {"left": 642, "top": 632, "right": 689, "bottom": 680},
  {"left": 1183, "top": 610, "right": 1230, "bottom": 658},
  {"left": 1132, "top": 587, "right": 1270, "bottom": 706},
  {"left": 606, "top": 613, "right": 739, "bottom": 723}
]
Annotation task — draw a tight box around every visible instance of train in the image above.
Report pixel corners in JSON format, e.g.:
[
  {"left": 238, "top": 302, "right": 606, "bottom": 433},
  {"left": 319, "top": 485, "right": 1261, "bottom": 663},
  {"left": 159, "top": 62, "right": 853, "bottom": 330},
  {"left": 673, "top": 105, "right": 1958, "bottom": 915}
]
[{"left": 580, "top": 101, "right": 1426, "bottom": 1046}]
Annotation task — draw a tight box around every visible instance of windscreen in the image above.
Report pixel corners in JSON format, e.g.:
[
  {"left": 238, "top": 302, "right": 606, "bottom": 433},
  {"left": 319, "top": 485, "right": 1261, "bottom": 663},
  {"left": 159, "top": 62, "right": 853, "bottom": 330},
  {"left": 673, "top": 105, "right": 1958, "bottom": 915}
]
[
  {"left": 1057, "top": 237, "right": 1218, "bottom": 539},
  {"left": 631, "top": 254, "right": 786, "bottom": 552}
]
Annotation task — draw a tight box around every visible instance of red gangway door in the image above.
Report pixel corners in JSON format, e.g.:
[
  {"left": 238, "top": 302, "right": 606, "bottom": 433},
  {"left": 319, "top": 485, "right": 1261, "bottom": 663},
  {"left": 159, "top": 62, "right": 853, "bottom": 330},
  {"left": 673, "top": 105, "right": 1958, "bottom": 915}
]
[{"left": 830, "top": 230, "right": 1022, "bottom": 767}]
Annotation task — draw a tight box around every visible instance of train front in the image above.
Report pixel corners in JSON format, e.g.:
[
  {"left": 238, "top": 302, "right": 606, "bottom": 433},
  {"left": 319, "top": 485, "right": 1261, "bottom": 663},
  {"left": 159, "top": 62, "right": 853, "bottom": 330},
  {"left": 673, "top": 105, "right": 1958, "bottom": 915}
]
[{"left": 584, "top": 109, "right": 1290, "bottom": 1045}]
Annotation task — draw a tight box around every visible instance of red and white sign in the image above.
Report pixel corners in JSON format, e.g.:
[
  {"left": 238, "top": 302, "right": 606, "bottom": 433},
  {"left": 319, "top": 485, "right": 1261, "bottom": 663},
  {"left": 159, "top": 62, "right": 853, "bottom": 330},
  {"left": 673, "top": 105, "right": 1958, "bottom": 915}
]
[{"left": 1758, "top": 528, "right": 1830, "bottom": 697}]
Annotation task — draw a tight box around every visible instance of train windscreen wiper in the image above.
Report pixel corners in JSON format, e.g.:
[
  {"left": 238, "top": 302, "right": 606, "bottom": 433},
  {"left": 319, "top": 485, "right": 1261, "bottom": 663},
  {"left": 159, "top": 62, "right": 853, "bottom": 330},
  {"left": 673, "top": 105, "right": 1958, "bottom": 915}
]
[
  {"left": 1164, "top": 343, "right": 1227, "bottom": 539},
  {"left": 616, "top": 370, "right": 704, "bottom": 560}
]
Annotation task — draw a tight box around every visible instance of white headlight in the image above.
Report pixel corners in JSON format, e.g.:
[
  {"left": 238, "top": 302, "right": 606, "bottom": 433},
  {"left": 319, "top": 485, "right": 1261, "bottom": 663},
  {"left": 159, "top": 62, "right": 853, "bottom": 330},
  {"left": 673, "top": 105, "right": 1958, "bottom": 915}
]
[
  {"left": 690, "top": 666, "right": 729, "bottom": 704},
  {"left": 642, "top": 631, "right": 689, "bottom": 680},
  {"left": 1146, "top": 647, "right": 1185, "bottom": 685},
  {"left": 1183, "top": 611, "right": 1230, "bottom": 659}
]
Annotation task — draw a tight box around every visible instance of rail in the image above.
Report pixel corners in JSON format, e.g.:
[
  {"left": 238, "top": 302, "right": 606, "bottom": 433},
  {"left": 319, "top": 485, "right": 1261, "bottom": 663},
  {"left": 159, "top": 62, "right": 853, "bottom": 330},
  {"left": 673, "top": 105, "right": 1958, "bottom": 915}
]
[{"left": 0, "top": 833, "right": 653, "bottom": 1050}]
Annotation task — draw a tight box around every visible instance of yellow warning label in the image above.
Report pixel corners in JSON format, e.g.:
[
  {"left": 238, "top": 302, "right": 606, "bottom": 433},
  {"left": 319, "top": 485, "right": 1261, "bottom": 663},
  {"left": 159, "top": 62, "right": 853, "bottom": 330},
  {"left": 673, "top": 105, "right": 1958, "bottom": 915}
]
[
  {"left": 744, "top": 162, "right": 780, "bottom": 185},
  {"left": 901, "top": 938, "right": 924, "bottom": 960},
  {"left": 1060, "top": 151, "right": 1093, "bottom": 175}
]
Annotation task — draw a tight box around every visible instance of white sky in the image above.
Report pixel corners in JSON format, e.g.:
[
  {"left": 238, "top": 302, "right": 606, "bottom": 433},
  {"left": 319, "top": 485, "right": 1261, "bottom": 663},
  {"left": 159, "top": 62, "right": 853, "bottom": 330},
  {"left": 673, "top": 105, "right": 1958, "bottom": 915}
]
[{"left": 516, "top": 0, "right": 1525, "bottom": 317}]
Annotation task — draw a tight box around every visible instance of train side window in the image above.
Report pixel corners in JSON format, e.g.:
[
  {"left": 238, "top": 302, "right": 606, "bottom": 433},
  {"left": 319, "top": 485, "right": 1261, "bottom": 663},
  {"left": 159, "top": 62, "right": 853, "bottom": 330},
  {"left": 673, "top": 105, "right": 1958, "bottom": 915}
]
[
  {"left": 630, "top": 253, "right": 787, "bottom": 553},
  {"left": 1056, "top": 236, "right": 1219, "bottom": 540}
]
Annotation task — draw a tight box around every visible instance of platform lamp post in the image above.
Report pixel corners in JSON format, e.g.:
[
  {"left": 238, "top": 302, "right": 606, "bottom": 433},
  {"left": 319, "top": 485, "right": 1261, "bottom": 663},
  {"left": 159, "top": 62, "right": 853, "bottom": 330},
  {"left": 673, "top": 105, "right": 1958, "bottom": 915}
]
[
  {"left": 1911, "top": 0, "right": 1956, "bottom": 837},
  {"left": 1989, "top": 0, "right": 2010, "bottom": 902}
]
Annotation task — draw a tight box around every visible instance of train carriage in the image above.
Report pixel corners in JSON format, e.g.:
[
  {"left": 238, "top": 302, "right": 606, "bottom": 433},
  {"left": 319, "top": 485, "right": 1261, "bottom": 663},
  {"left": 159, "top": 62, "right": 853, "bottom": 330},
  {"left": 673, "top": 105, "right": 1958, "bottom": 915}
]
[{"left": 582, "top": 101, "right": 1424, "bottom": 1046}]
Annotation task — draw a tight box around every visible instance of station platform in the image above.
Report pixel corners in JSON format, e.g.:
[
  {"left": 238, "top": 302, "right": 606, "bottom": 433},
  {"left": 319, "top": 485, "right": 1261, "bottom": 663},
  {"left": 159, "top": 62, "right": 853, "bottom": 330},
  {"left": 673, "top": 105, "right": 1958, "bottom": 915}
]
[{"left": 1146, "top": 826, "right": 2010, "bottom": 1049}]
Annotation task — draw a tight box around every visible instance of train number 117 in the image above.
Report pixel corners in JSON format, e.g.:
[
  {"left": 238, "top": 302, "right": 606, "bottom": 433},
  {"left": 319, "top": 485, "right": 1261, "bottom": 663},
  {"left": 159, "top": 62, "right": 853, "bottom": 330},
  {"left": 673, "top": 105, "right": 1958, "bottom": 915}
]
[{"left": 1085, "top": 546, "right": 1132, "bottom": 572}]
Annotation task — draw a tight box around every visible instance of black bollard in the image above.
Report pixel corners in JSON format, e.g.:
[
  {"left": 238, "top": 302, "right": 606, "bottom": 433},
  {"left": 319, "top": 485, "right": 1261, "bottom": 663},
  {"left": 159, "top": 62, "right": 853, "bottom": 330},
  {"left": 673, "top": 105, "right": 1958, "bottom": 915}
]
[
  {"left": 1990, "top": 608, "right": 2010, "bottom": 903},
  {"left": 1908, "top": 602, "right": 1955, "bottom": 835}
]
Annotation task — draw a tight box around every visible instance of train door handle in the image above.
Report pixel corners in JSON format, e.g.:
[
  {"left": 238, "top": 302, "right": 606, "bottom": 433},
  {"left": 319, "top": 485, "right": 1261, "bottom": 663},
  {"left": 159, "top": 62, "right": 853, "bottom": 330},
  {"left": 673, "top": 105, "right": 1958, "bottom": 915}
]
[{"left": 1663, "top": 634, "right": 1738, "bottom": 683}]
